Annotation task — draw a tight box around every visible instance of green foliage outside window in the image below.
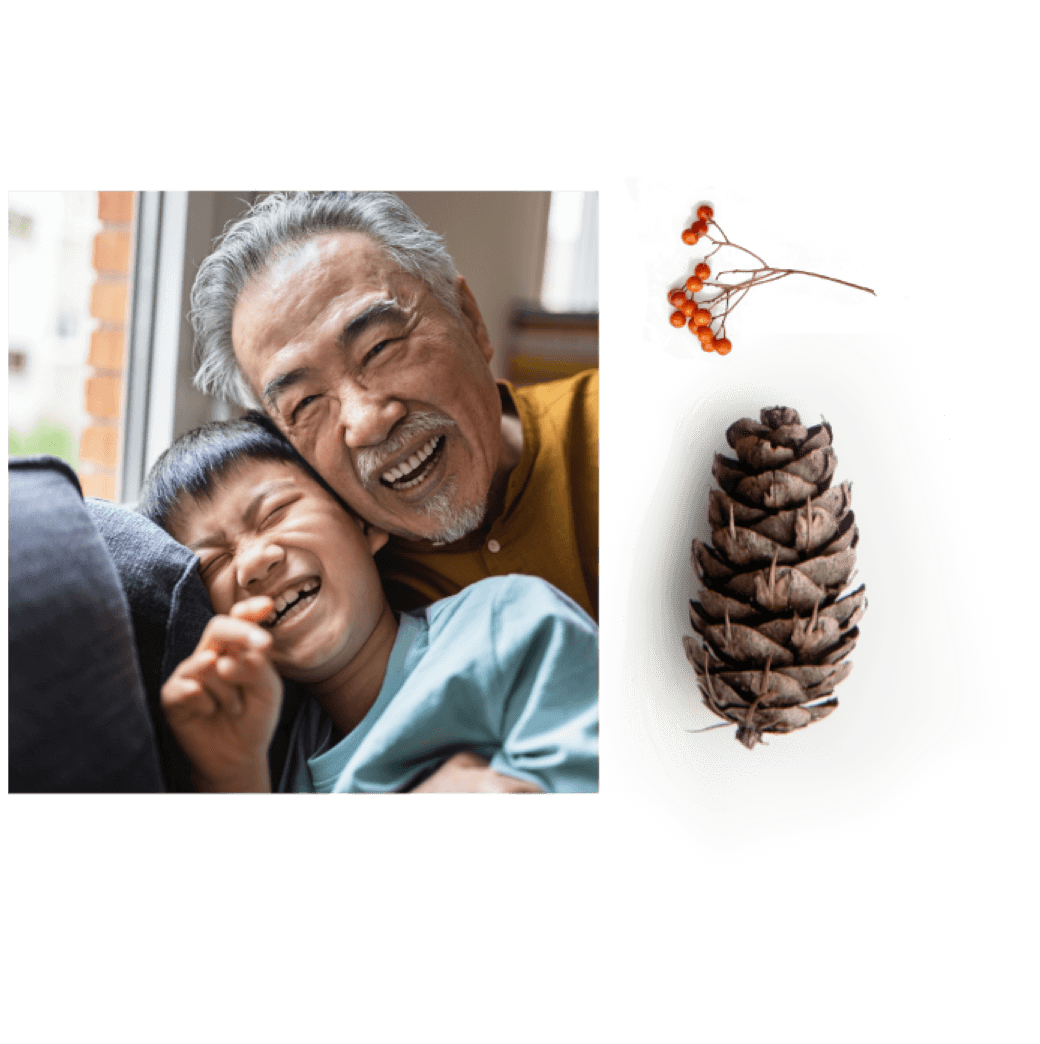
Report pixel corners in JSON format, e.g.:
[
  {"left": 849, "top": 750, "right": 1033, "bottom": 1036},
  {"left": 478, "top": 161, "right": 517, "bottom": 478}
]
[{"left": 9, "top": 420, "right": 78, "bottom": 470}]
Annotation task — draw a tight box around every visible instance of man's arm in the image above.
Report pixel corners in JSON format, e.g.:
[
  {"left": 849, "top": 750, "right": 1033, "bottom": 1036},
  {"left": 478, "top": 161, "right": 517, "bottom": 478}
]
[{"left": 410, "top": 751, "right": 542, "bottom": 793}]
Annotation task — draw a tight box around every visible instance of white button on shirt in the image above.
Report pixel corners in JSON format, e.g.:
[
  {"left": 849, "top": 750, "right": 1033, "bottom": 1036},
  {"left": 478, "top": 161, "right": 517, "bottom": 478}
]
[{"left": 487, "top": 539, "right": 501, "bottom": 554}]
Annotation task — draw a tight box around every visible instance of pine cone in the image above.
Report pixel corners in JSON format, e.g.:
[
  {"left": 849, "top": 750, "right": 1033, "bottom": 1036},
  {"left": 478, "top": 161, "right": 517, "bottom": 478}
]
[{"left": 685, "top": 406, "right": 866, "bottom": 749}]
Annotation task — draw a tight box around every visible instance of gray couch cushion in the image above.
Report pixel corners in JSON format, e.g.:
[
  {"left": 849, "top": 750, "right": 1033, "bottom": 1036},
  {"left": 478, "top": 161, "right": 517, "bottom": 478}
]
[
  {"left": 86, "top": 498, "right": 214, "bottom": 792},
  {"left": 8, "top": 456, "right": 164, "bottom": 792}
]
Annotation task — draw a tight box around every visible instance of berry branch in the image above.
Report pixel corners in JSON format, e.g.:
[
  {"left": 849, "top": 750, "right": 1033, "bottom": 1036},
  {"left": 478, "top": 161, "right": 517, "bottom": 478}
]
[{"left": 668, "top": 205, "right": 875, "bottom": 355}]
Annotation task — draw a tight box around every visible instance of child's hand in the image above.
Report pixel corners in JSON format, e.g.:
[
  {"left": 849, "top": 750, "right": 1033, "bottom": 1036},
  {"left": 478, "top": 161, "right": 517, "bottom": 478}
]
[{"left": 161, "top": 597, "right": 282, "bottom": 792}]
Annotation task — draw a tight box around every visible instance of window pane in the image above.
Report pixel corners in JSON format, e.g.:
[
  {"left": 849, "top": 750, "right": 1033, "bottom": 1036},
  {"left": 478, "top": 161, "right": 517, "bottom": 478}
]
[
  {"left": 8, "top": 192, "right": 101, "bottom": 470},
  {"left": 540, "top": 191, "right": 598, "bottom": 313}
]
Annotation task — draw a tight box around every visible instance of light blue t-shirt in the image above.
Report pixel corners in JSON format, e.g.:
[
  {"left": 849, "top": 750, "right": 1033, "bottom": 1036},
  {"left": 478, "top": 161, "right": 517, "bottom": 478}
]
[{"left": 279, "top": 575, "right": 598, "bottom": 793}]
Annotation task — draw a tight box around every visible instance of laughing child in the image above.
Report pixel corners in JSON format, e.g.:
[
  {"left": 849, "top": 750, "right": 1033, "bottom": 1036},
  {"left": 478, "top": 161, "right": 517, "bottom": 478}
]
[{"left": 138, "top": 417, "right": 598, "bottom": 793}]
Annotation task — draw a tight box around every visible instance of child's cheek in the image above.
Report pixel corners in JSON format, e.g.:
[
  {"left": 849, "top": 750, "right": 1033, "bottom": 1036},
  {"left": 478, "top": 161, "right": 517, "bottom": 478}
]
[{"left": 206, "top": 578, "right": 235, "bottom": 616}]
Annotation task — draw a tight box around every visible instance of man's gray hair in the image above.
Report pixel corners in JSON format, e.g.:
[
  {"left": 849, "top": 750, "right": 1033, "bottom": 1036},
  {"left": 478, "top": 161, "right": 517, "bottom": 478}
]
[{"left": 191, "top": 192, "right": 460, "bottom": 408}]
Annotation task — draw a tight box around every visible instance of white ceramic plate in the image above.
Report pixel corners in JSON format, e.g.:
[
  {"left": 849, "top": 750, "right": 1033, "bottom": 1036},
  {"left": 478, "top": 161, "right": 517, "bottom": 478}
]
[{"left": 605, "top": 334, "right": 1002, "bottom": 864}]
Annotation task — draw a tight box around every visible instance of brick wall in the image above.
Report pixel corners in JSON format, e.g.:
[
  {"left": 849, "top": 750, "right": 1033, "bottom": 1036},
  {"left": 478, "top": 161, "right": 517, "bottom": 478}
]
[{"left": 79, "top": 192, "right": 133, "bottom": 499}]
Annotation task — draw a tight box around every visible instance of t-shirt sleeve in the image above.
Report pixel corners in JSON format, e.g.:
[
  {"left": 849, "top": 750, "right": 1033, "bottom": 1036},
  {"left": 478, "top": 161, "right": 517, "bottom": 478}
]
[{"left": 483, "top": 576, "right": 599, "bottom": 793}]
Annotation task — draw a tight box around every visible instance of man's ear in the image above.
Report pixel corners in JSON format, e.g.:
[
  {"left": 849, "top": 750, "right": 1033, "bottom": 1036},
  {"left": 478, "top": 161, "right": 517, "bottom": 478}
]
[{"left": 455, "top": 275, "right": 494, "bottom": 364}]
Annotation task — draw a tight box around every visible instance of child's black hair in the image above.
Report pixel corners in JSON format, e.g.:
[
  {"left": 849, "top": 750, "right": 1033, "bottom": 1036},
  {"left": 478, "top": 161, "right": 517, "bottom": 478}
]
[{"left": 138, "top": 411, "right": 356, "bottom": 534}]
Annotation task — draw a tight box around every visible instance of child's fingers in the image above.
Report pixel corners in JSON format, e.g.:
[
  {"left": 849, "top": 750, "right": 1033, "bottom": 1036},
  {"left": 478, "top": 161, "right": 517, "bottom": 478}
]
[
  {"left": 206, "top": 639, "right": 271, "bottom": 679},
  {"left": 169, "top": 646, "right": 219, "bottom": 686},
  {"left": 198, "top": 613, "right": 272, "bottom": 656},
  {"left": 172, "top": 650, "right": 247, "bottom": 717},
  {"left": 230, "top": 596, "right": 276, "bottom": 627},
  {"left": 169, "top": 615, "right": 278, "bottom": 720},
  {"left": 194, "top": 660, "right": 249, "bottom": 716},
  {"left": 214, "top": 648, "right": 278, "bottom": 690},
  {"left": 161, "top": 673, "right": 218, "bottom": 718},
  {"left": 198, "top": 647, "right": 280, "bottom": 716}
]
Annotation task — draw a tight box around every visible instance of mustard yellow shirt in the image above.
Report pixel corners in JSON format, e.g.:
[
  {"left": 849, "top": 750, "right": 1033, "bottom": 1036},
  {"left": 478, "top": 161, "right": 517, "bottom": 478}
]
[{"left": 377, "top": 369, "right": 599, "bottom": 621}]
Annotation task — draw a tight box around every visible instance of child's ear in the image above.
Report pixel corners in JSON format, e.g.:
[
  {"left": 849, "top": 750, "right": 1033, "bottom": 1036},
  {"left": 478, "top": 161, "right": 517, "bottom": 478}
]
[{"left": 359, "top": 519, "right": 389, "bottom": 554}]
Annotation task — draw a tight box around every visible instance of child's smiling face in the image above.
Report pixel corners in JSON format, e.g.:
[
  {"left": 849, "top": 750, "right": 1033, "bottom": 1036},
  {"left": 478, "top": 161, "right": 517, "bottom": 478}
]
[{"left": 170, "top": 458, "right": 389, "bottom": 684}]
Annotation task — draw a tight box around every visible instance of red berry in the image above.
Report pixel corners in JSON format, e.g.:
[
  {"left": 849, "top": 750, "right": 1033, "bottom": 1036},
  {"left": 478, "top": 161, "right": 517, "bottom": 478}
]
[
  {"left": 668, "top": 289, "right": 686, "bottom": 308},
  {"left": 696, "top": 326, "right": 714, "bottom": 344},
  {"left": 685, "top": 276, "right": 703, "bottom": 293},
  {"left": 697, "top": 205, "right": 714, "bottom": 222},
  {"left": 691, "top": 220, "right": 708, "bottom": 235},
  {"left": 695, "top": 262, "right": 711, "bottom": 280},
  {"left": 692, "top": 309, "right": 712, "bottom": 327},
  {"left": 669, "top": 310, "right": 687, "bottom": 327},
  {"left": 714, "top": 338, "right": 732, "bottom": 355},
  {"left": 681, "top": 228, "right": 699, "bottom": 245}
]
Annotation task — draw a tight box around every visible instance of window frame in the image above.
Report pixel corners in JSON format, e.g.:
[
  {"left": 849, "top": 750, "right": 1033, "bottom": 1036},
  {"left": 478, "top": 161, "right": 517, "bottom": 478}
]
[{"left": 120, "top": 192, "right": 244, "bottom": 503}]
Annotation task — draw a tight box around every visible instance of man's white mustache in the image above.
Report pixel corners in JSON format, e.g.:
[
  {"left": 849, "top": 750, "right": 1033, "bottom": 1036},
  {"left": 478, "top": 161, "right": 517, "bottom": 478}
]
[{"left": 355, "top": 410, "right": 455, "bottom": 488}]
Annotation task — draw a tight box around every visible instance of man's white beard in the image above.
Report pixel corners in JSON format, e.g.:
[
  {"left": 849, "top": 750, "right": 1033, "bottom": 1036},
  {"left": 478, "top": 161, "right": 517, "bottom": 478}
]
[
  {"left": 356, "top": 409, "right": 488, "bottom": 543},
  {"left": 417, "top": 480, "right": 487, "bottom": 544}
]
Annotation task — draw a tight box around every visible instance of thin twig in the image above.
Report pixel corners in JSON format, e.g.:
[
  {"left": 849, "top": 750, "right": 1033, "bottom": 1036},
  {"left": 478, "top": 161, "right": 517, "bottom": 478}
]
[{"left": 669, "top": 207, "right": 875, "bottom": 355}]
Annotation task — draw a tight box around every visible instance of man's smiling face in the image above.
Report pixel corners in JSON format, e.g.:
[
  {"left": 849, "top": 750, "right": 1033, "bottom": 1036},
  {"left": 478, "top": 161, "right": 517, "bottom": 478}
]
[{"left": 230, "top": 232, "right": 504, "bottom": 543}]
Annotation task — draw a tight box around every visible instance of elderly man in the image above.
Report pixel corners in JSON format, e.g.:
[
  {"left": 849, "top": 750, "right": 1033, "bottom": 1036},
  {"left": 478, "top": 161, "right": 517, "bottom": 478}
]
[{"left": 190, "top": 192, "right": 598, "bottom": 621}]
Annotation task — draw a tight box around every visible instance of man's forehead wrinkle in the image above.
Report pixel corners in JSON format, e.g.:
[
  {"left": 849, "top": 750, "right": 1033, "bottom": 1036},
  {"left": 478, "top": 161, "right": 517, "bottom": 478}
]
[
  {"left": 264, "top": 230, "right": 393, "bottom": 288},
  {"left": 237, "top": 231, "right": 423, "bottom": 405},
  {"left": 262, "top": 235, "right": 337, "bottom": 285},
  {"left": 244, "top": 244, "right": 353, "bottom": 350}
]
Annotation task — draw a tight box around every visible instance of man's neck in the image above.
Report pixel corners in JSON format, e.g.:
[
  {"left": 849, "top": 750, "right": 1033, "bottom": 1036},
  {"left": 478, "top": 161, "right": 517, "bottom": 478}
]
[{"left": 303, "top": 600, "right": 400, "bottom": 738}]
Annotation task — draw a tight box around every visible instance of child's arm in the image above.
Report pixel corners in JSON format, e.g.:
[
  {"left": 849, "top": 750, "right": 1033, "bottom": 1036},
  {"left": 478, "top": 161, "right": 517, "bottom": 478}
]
[{"left": 161, "top": 597, "right": 282, "bottom": 793}]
